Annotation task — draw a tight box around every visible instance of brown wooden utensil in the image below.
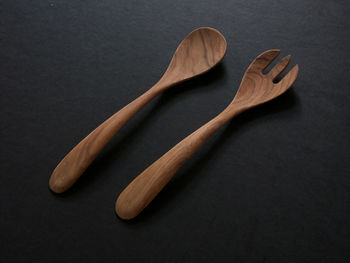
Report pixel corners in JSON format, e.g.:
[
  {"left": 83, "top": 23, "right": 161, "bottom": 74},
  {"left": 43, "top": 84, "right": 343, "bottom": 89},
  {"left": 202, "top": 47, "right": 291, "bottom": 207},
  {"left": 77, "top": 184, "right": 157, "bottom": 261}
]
[
  {"left": 49, "top": 27, "right": 227, "bottom": 193},
  {"left": 116, "top": 49, "right": 299, "bottom": 220}
]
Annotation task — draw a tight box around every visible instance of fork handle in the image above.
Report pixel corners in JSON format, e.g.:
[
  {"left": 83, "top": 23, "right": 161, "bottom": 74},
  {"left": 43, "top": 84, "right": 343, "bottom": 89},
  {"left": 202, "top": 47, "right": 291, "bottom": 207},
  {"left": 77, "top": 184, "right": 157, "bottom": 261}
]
[
  {"left": 115, "top": 108, "right": 237, "bottom": 219},
  {"left": 49, "top": 87, "right": 160, "bottom": 193}
]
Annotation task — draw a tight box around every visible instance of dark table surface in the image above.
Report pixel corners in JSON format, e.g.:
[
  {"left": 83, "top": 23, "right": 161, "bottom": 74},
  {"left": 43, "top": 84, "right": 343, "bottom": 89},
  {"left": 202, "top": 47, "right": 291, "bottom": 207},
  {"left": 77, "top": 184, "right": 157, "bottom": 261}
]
[{"left": 1, "top": 1, "right": 350, "bottom": 262}]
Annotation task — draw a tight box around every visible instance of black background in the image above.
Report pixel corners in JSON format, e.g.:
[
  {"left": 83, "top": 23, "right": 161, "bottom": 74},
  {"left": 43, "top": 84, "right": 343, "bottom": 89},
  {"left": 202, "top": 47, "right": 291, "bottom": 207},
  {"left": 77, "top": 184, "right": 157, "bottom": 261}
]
[{"left": 1, "top": 0, "right": 350, "bottom": 262}]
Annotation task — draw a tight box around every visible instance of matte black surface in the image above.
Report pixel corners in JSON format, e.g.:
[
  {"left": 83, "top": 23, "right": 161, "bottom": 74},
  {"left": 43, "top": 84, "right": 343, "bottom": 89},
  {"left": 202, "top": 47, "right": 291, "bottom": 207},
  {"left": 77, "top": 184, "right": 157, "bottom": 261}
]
[{"left": 1, "top": 1, "right": 350, "bottom": 262}]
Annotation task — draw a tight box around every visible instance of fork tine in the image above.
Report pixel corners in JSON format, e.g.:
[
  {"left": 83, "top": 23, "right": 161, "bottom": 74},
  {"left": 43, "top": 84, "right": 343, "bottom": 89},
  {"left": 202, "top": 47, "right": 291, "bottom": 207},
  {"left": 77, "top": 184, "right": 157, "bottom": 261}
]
[
  {"left": 267, "top": 55, "right": 291, "bottom": 80},
  {"left": 274, "top": 64, "right": 299, "bottom": 96},
  {"left": 249, "top": 49, "right": 280, "bottom": 71}
]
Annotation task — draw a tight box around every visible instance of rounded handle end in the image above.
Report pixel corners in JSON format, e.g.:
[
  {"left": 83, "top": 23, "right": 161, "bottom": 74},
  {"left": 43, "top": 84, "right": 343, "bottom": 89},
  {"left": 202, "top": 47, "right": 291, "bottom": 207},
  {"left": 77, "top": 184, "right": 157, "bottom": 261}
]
[
  {"left": 49, "top": 159, "right": 81, "bottom": 193},
  {"left": 49, "top": 169, "right": 71, "bottom": 194},
  {"left": 115, "top": 193, "right": 140, "bottom": 220}
]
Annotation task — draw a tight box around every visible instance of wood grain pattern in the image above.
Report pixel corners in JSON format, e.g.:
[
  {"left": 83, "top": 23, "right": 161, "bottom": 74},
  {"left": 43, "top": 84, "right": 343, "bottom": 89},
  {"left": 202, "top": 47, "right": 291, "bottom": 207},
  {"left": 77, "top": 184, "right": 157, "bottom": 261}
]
[
  {"left": 116, "top": 49, "right": 299, "bottom": 219},
  {"left": 49, "top": 27, "right": 227, "bottom": 193}
]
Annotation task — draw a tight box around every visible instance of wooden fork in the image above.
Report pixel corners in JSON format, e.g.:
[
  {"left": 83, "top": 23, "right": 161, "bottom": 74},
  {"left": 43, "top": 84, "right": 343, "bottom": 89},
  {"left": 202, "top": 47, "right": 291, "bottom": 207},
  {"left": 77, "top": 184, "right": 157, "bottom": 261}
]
[{"left": 115, "top": 49, "right": 299, "bottom": 219}]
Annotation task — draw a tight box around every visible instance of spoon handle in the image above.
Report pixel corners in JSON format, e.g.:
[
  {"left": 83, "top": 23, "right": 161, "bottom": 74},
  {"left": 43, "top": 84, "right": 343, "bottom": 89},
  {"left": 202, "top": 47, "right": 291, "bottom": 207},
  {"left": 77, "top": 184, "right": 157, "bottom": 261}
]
[
  {"left": 116, "top": 108, "right": 238, "bottom": 219},
  {"left": 49, "top": 87, "right": 160, "bottom": 193}
]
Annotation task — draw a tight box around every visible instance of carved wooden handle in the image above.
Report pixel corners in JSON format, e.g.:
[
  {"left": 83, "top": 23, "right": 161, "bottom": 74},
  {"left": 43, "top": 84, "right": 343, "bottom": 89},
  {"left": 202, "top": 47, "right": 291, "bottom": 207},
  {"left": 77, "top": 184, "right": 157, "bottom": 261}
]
[
  {"left": 49, "top": 88, "right": 160, "bottom": 193},
  {"left": 115, "top": 109, "right": 236, "bottom": 219}
]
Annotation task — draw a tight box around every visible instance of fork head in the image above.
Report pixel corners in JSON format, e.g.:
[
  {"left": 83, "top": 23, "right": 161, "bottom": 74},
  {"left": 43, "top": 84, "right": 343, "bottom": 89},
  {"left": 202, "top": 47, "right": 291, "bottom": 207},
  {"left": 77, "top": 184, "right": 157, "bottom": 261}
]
[{"left": 231, "top": 49, "right": 299, "bottom": 110}]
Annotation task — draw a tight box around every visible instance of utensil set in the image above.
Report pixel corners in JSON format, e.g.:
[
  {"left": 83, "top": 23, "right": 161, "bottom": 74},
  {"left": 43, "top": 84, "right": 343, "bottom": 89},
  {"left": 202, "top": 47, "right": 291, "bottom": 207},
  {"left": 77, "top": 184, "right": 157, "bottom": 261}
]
[{"left": 49, "top": 27, "right": 299, "bottom": 220}]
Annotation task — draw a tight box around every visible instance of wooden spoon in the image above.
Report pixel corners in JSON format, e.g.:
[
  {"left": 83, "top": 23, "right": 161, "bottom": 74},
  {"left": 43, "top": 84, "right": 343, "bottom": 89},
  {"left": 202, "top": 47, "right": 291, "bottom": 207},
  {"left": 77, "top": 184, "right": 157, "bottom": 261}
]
[
  {"left": 49, "top": 27, "right": 227, "bottom": 193},
  {"left": 116, "top": 49, "right": 299, "bottom": 219}
]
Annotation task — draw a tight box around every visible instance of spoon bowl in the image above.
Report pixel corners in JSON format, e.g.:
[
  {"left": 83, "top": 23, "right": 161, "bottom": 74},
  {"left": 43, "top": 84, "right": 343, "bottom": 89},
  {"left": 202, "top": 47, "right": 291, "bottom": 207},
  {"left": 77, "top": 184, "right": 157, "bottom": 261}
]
[{"left": 157, "top": 27, "right": 227, "bottom": 88}]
